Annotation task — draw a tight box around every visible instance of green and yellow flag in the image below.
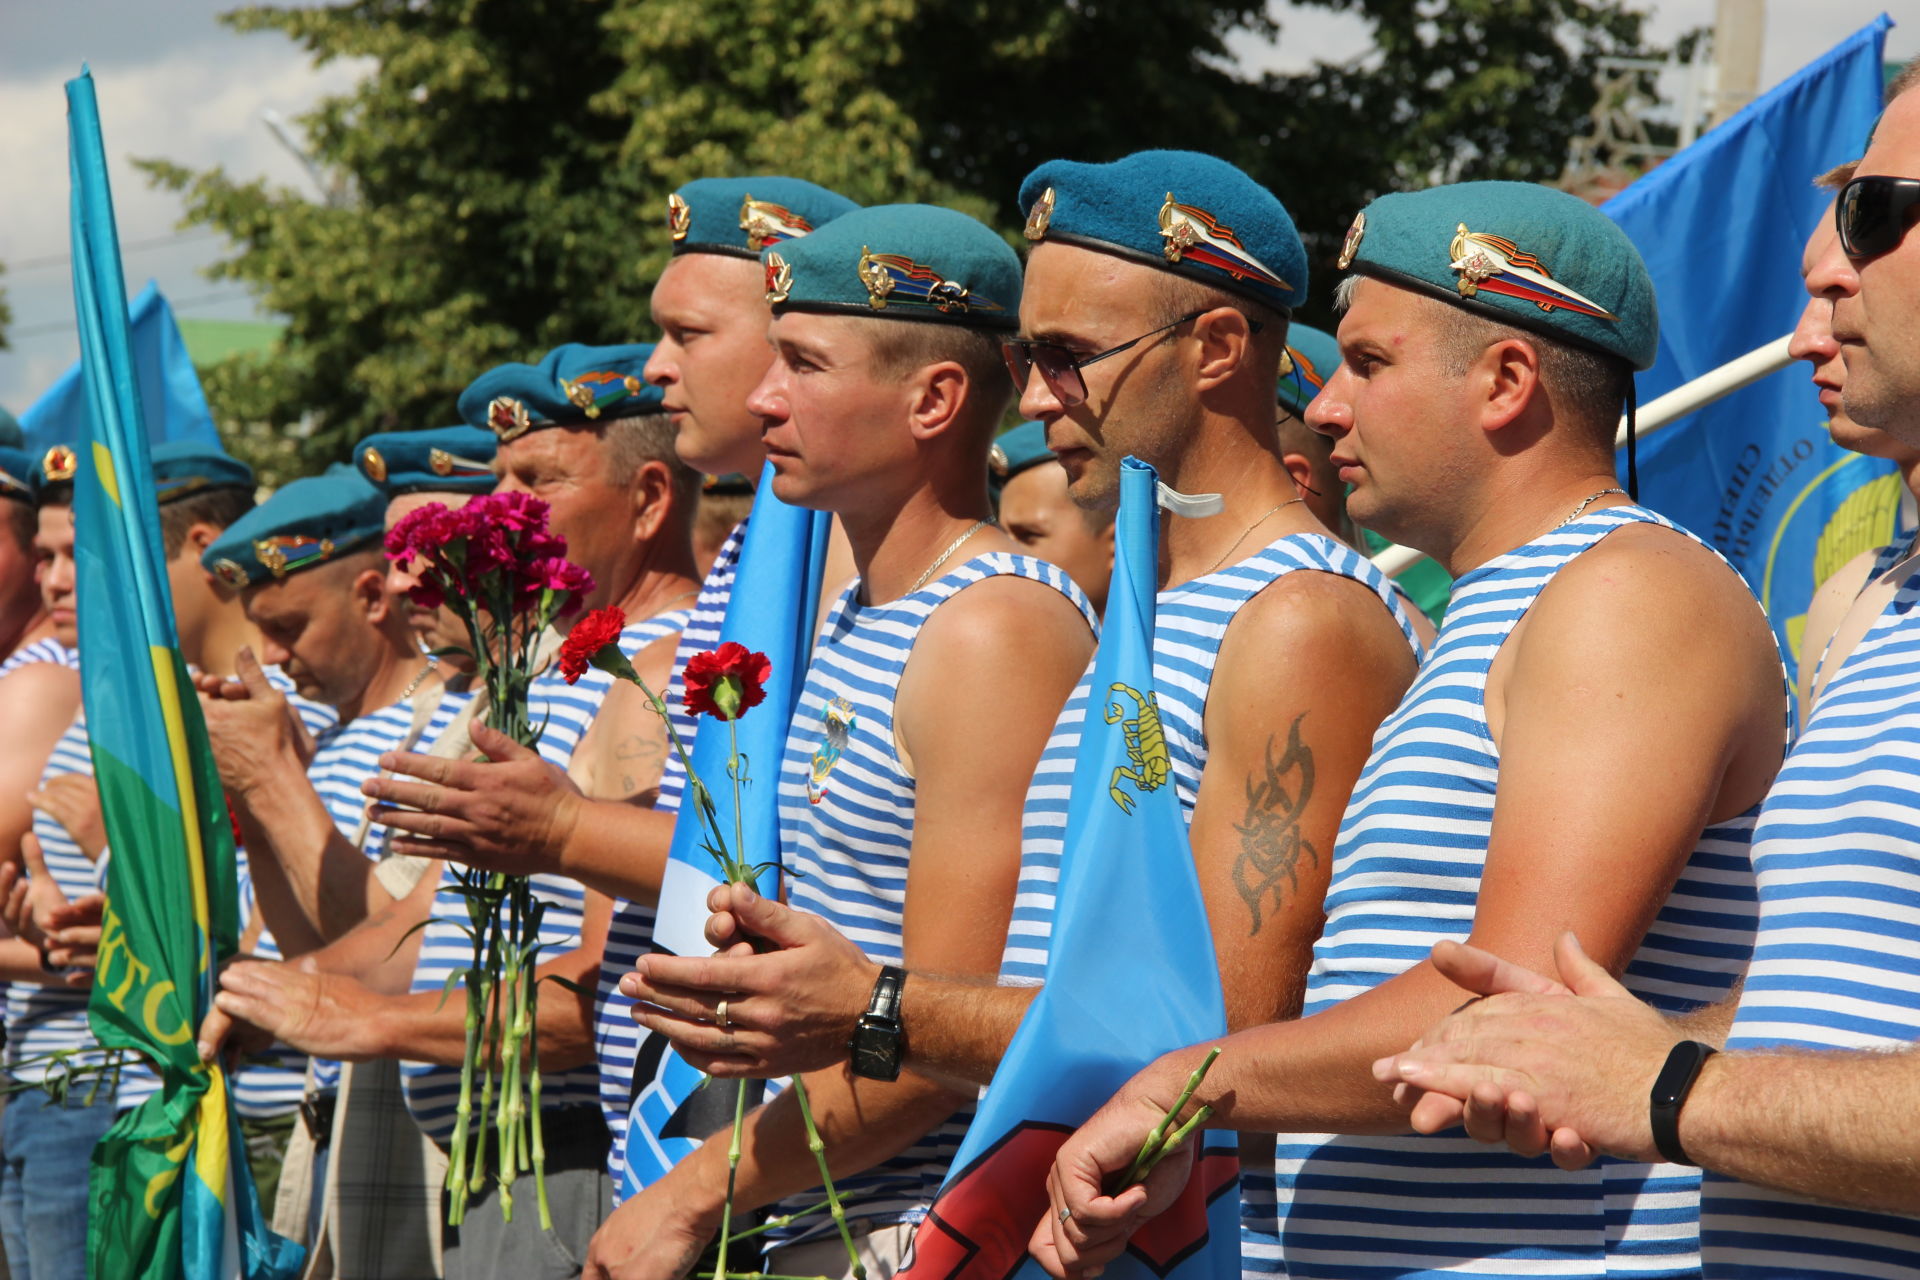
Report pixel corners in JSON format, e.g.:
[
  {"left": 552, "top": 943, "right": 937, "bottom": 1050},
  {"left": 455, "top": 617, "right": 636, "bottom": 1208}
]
[{"left": 65, "top": 68, "right": 301, "bottom": 1280}]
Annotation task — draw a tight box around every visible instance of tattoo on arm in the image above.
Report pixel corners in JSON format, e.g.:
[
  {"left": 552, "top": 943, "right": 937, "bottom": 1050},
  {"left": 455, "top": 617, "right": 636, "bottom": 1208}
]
[
  {"left": 1231, "top": 713, "right": 1317, "bottom": 936},
  {"left": 613, "top": 734, "right": 666, "bottom": 799}
]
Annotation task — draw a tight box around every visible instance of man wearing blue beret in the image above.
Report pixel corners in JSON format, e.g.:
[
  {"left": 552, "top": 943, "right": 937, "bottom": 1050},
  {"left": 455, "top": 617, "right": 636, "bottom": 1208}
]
[
  {"left": 352, "top": 176, "right": 861, "bottom": 1198},
  {"left": 596, "top": 202, "right": 1099, "bottom": 1279},
  {"left": 0, "top": 443, "right": 340, "bottom": 1278},
  {"left": 1033, "top": 180, "right": 1792, "bottom": 1278},
  {"left": 991, "top": 421, "right": 1114, "bottom": 615},
  {"left": 0, "top": 445, "right": 62, "bottom": 676},
  {"left": 618, "top": 150, "right": 1424, "bottom": 1274}
]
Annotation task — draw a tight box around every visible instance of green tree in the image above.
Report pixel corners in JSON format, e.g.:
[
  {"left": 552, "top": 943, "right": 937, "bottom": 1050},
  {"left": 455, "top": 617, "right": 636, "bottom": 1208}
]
[
  {"left": 0, "top": 262, "right": 12, "bottom": 352},
  {"left": 151, "top": 0, "right": 1655, "bottom": 480}
]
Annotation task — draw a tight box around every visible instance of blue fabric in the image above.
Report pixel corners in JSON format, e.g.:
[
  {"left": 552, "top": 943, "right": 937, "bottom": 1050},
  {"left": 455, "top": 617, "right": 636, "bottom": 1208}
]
[
  {"left": 200, "top": 468, "right": 387, "bottom": 589},
  {"left": 907, "top": 457, "right": 1237, "bottom": 1277},
  {"left": 666, "top": 176, "right": 860, "bottom": 259},
  {"left": 0, "top": 446, "right": 32, "bottom": 502},
  {"left": 766, "top": 203, "right": 1022, "bottom": 328},
  {"left": 0, "top": 1087, "right": 121, "bottom": 1280},
  {"left": 151, "top": 439, "right": 253, "bottom": 503},
  {"left": 616, "top": 460, "right": 832, "bottom": 1200},
  {"left": 458, "top": 343, "right": 660, "bottom": 442},
  {"left": 1277, "top": 323, "right": 1338, "bottom": 417},
  {"left": 355, "top": 426, "right": 496, "bottom": 495},
  {"left": 1603, "top": 16, "right": 1895, "bottom": 663},
  {"left": 18, "top": 279, "right": 220, "bottom": 452}
]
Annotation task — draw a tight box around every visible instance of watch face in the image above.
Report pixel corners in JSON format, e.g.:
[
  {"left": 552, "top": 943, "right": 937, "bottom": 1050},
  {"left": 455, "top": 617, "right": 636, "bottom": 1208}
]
[{"left": 851, "top": 1020, "right": 903, "bottom": 1082}]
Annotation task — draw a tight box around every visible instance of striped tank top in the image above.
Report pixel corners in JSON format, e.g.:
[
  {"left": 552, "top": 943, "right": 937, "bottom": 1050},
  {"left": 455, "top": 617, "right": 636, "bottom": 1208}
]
[
  {"left": 0, "top": 637, "right": 77, "bottom": 679},
  {"left": 403, "top": 613, "right": 686, "bottom": 1140},
  {"left": 1271, "top": 507, "right": 1777, "bottom": 1280},
  {"left": 283, "top": 682, "right": 474, "bottom": 1097},
  {"left": 764, "top": 551, "right": 1096, "bottom": 1246},
  {"left": 597, "top": 518, "right": 745, "bottom": 1155},
  {"left": 1700, "top": 547, "right": 1920, "bottom": 1278}
]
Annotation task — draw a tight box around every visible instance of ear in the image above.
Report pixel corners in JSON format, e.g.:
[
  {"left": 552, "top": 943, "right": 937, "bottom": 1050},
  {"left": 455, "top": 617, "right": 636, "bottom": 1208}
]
[
  {"left": 1278, "top": 446, "right": 1317, "bottom": 497},
  {"left": 905, "top": 361, "right": 970, "bottom": 443},
  {"left": 353, "top": 567, "right": 392, "bottom": 625},
  {"left": 185, "top": 521, "right": 223, "bottom": 554},
  {"left": 1478, "top": 337, "right": 1542, "bottom": 435},
  {"left": 1190, "top": 307, "right": 1255, "bottom": 391},
  {"left": 630, "top": 459, "right": 674, "bottom": 541}
]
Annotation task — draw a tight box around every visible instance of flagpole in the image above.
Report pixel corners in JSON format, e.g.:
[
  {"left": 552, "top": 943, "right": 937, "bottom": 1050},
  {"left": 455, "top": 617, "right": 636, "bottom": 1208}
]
[{"left": 1370, "top": 332, "right": 1796, "bottom": 577}]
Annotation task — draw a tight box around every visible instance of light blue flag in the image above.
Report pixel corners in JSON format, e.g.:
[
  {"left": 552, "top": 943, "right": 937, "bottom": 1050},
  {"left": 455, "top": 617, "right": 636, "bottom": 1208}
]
[
  {"left": 20, "top": 278, "right": 220, "bottom": 452},
  {"left": 1606, "top": 15, "right": 1898, "bottom": 661},
  {"left": 900, "top": 457, "right": 1238, "bottom": 1278},
  {"left": 65, "top": 68, "right": 298, "bottom": 1280},
  {"left": 617, "top": 463, "right": 832, "bottom": 1199}
]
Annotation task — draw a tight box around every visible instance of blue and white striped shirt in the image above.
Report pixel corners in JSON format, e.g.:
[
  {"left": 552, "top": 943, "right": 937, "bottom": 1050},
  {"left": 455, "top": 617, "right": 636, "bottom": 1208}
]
[
  {"left": 1272, "top": 507, "right": 1777, "bottom": 1280},
  {"left": 402, "top": 615, "right": 686, "bottom": 1141},
  {"left": 1700, "top": 546, "right": 1920, "bottom": 1278},
  {"left": 767, "top": 551, "right": 1097, "bottom": 1246},
  {"left": 0, "top": 637, "right": 77, "bottom": 679},
  {"left": 598, "top": 519, "right": 745, "bottom": 1158}
]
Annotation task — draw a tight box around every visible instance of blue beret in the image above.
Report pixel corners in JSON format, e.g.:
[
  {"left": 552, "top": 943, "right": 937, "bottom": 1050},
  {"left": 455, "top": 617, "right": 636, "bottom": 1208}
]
[
  {"left": 29, "top": 445, "right": 81, "bottom": 498},
  {"left": 1276, "top": 323, "right": 1340, "bottom": 417},
  {"left": 458, "top": 343, "right": 663, "bottom": 444},
  {"left": 1337, "top": 180, "right": 1658, "bottom": 370},
  {"left": 765, "top": 204, "right": 1021, "bottom": 330},
  {"left": 201, "top": 467, "right": 387, "bottom": 590},
  {"left": 666, "top": 176, "right": 860, "bottom": 260},
  {"left": 988, "top": 421, "right": 1055, "bottom": 487},
  {"left": 0, "top": 447, "right": 33, "bottom": 504},
  {"left": 151, "top": 441, "right": 254, "bottom": 505},
  {"left": 358, "top": 426, "right": 498, "bottom": 495},
  {"left": 0, "top": 408, "right": 21, "bottom": 449},
  {"left": 1018, "top": 150, "right": 1307, "bottom": 315}
]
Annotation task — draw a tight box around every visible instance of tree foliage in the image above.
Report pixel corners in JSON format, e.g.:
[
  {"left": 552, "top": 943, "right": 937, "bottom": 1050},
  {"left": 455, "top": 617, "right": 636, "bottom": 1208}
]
[
  {"left": 0, "top": 263, "right": 12, "bottom": 352},
  {"left": 151, "top": 0, "right": 1654, "bottom": 481}
]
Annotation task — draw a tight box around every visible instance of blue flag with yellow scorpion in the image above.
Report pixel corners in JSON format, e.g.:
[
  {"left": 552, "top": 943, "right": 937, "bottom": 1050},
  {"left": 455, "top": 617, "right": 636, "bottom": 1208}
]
[{"left": 901, "top": 457, "right": 1237, "bottom": 1277}]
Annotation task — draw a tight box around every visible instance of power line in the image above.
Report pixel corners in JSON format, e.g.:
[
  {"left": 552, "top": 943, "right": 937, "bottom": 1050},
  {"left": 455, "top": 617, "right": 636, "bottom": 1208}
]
[
  {"left": 7, "top": 290, "right": 258, "bottom": 340},
  {"left": 5, "top": 230, "right": 218, "bottom": 274}
]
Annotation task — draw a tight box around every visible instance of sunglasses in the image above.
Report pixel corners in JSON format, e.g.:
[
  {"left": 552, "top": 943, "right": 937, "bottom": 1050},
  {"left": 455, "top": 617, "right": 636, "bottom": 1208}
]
[
  {"left": 1836, "top": 175, "right": 1920, "bottom": 260},
  {"left": 1002, "top": 308, "right": 1263, "bottom": 408}
]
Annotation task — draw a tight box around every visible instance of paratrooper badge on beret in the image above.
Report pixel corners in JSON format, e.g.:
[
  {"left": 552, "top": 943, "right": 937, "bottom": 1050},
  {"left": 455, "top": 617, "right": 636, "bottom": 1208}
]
[
  {"left": 1018, "top": 150, "right": 1308, "bottom": 316},
  {"left": 664, "top": 177, "right": 860, "bottom": 259},
  {"left": 202, "top": 467, "right": 387, "bottom": 590},
  {"left": 356, "top": 426, "right": 498, "bottom": 495},
  {"left": 1276, "top": 323, "right": 1340, "bottom": 418},
  {"left": 35, "top": 445, "right": 79, "bottom": 490},
  {"left": 1337, "top": 180, "right": 1658, "bottom": 370},
  {"left": 459, "top": 343, "right": 664, "bottom": 443},
  {"left": 764, "top": 204, "right": 1022, "bottom": 330}
]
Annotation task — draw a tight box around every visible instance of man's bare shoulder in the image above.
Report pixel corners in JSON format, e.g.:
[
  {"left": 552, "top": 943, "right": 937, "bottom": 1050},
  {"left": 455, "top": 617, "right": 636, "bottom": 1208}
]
[
  {"left": 1224, "top": 567, "right": 1418, "bottom": 675},
  {"left": 0, "top": 660, "right": 82, "bottom": 718},
  {"left": 919, "top": 571, "right": 1094, "bottom": 661},
  {"left": 1535, "top": 522, "right": 1764, "bottom": 636}
]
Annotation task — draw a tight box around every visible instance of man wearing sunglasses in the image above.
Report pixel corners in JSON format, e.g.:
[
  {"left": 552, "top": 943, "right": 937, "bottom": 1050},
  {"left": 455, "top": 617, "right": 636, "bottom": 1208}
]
[{"left": 1361, "top": 66, "right": 1920, "bottom": 1280}]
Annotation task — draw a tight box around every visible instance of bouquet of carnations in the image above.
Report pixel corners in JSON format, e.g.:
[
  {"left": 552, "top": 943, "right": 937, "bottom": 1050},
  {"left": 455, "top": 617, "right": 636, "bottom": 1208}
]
[
  {"left": 560, "top": 616, "right": 867, "bottom": 1280},
  {"left": 384, "top": 489, "right": 593, "bottom": 1227}
]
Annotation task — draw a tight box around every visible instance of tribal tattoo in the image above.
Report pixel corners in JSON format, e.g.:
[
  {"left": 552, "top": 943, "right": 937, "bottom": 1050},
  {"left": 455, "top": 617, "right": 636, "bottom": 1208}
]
[{"left": 1231, "top": 713, "right": 1316, "bottom": 935}]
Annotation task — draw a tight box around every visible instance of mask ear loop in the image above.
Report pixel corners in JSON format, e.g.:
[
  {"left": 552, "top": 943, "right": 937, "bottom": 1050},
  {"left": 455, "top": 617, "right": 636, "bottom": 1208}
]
[{"left": 1625, "top": 376, "right": 1639, "bottom": 502}]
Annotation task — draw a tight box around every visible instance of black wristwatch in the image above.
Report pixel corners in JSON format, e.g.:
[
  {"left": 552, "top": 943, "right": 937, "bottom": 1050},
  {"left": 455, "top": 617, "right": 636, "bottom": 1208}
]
[
  {"left": 849, "top": 965, "right": 906, "bottom": 1081},
  {"left": 1649, "top": 1039, "right": 1717, "bottom": 1166}
]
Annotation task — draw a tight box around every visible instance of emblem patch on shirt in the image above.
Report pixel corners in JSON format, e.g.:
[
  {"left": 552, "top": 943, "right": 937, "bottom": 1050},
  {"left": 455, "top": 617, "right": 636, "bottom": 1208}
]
[
  {"left": 1103, "top": 682, "right": 1169, "bottom": 814},
  {"left": 807, "top": 697, "right": 857, "bottom": 805},
  {"left": 1447, "top": 224, "right": 1618, "bottom": 321},
  {"left": 1157, "top": 194, "right": 1294, "bottom": 294}
]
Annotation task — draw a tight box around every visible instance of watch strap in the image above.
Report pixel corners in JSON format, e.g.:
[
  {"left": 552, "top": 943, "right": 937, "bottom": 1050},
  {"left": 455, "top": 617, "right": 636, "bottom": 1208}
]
[
  {"left": 866, "top": 965, "right": 906, "bottom": 1020},
  {"left": 1649, "top": 1039, "right": 1717, "bottom": 1166}
]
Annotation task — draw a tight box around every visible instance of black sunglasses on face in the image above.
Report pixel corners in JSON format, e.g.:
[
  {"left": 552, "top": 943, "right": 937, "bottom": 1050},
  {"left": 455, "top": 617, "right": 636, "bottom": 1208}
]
[
  {"left": 1837, "top": 175, "right": 1920, "bottom": 260},
  {"left": 1002, "top": 308, "right": 1264, "bottom": 408}
]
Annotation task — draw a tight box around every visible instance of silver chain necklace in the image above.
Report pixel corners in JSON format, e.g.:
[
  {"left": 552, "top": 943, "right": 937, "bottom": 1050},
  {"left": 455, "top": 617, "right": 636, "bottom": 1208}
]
[
  {"left": 1562, "top": 487, "right": 1627, "bottom": 525},
  {"left": 398, "top": 653, "right": 440, "bottom": 702},
  {"left": 909, "top": 520, "right": 993, "bottom": 593},
  {"left": 1205, "top": 498, "right": 1304, "bottom": 576}
]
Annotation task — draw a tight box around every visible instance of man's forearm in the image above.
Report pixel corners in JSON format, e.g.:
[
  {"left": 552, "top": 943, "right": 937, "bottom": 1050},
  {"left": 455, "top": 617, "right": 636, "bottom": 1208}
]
[
  {"left": 554, "top": 798, "right": 674, "bottom": 902},
  {"left": 335, "top": 943, "right": 601, "bottom": 1067},
  {"left": 302, "top": 871, "right": 440, "bottom": 992},
  {"left": 1683, "top": 1047, "right": 1920, "bottom": 1215},
  {"left": 235, "top": 765, "right": 391, "bottom": 947},
  {"left": 902, "top": 974, "right": 1034, "bottom": 1090},
  {"left": 1671, "top": 982, "right": 1742, "bottom": 1044}
]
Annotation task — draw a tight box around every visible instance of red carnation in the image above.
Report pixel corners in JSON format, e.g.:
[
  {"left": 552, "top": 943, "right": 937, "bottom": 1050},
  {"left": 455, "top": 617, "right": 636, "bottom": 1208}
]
[
  {"left": 683, "top": 642, "right": 771, "bottom": 721},
  {"left": 559, "top": 606, "right": 628, "bottom": 684}
]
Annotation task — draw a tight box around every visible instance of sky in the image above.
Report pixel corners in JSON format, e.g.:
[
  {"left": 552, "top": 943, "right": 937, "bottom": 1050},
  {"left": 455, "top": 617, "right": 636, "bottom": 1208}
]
[{"left": 0, "top": 1, "right": 1912, "bottom": 417}]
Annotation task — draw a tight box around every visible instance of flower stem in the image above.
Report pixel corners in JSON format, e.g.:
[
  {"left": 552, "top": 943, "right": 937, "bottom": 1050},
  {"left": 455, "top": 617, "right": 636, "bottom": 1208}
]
[
  {"left": 788, "top": 1077, "right": 865, "bottom": 1280},
  {"left": 1118, "top": 1047, "right": 1220, "bottom": 1190},
  {"left": 712, "top": 1079, "right": 750, "bottom": 1280}
]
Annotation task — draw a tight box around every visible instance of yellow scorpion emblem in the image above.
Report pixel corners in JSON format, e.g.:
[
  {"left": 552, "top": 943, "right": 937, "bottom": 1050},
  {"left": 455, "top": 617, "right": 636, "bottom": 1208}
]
[{"left": 1104, "top": 682, "right": 1170, "bottom": 813}]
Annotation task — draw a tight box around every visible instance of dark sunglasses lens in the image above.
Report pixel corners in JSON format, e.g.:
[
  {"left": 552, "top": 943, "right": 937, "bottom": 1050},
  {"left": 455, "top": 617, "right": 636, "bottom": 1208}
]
[
  {"left": 1001, "top": 344, "right": 1033, "bottom": 392},
  {"left": 1840, "top": 178, "right": 1920, "bottom": 259},
  {"left": 1030, "top": 345, "right": 1088, "bottom": 407}
]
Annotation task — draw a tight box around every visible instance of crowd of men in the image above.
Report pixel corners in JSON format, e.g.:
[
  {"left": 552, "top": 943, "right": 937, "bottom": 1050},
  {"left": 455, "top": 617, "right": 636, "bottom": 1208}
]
[{"left": 0, "top": 59, "right": 1913, "bottom": 1280}]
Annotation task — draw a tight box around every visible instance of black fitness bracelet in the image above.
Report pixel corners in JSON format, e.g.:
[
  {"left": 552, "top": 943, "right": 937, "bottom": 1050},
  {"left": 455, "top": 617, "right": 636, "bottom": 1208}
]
[{"left": 1649, "top": 1039, "right": 1718, "bottom": 1166}]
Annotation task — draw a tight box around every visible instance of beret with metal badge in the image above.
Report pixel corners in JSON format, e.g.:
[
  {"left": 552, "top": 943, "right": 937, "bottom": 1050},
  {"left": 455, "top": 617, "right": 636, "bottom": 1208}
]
[
  {"left": 0, "top": 446, "right": 34, "bottom": 505},
  {"left": 150, "top": 441, "right": 255, "bottom": 506},
  {"left": 763, "top": 203, "right": 1022, "bottom": 330},
  {"left": 357, "top": 425, "right": 498, "bottom": 495},
  {"left": 1018, "top": 149, "right": 1307, "bottom": 316},
  {"left": 666, "top": 176, "right": 860, "bottom": 259},
  {"left": 988, "top": 420, "right": 1056, "bottom": 492},
  {"left": 29, "top": 445, "right": 82, "bottom": 499},
  {"left": 1336, "top": 180, "right": 1658, "bottom": 371},
  {"left": 458, "top": 343, "right": 663, "bottom": 445},
  {"left": 1276, "top": 323, "right": 1341, "bottom": 418},
  {"left": 200, "top": 465, "right": 387, "bottom": 591}
]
